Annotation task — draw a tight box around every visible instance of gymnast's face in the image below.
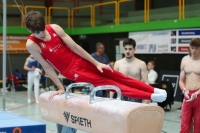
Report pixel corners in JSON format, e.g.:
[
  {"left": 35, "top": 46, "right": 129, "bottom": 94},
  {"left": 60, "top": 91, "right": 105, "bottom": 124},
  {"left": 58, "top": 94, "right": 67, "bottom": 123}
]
[
  {"left": 97, "top": 44, "right": 105, "bottom": 54},
  {"left": 190, "top": 46, "right": 200, "bottom": 57},
  {"left": 29, "top": 30, "right": 46, "bottom": 40},
  {"left": 147, "top": 62, "right": 154, "bottom": 70},
  {"left": 124, "top": 45, "right": 135, "bottom": 59}
]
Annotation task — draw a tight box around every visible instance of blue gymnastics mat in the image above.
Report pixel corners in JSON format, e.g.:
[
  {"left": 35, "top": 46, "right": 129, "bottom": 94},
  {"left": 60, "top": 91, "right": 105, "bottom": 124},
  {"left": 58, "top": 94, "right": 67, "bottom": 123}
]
[{"left": 0, "top": 111, "right": 46, "bottom": 133}]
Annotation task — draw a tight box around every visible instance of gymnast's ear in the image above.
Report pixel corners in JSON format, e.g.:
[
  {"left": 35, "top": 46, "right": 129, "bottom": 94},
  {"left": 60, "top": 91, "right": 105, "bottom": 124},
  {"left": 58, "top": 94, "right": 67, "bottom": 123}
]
[{"left": 133, "top": 47, "right": 136, "bottom": 52}]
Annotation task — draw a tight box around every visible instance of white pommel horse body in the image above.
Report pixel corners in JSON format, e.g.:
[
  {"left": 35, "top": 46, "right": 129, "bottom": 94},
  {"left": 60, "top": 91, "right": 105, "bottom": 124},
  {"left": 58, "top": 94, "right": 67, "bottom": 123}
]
[{"left": 39, "top": 83, "right": 165, "bottom": 133}]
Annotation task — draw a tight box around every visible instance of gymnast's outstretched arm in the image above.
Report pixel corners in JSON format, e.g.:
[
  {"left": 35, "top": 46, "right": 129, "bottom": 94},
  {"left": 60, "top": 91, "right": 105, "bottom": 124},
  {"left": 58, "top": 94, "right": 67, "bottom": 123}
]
[
  {"left": 26, "top": 40, "right": 65, "bottom": 99},
  {"left": 50, "top": 24, "right": 112, "bottom": 73}
]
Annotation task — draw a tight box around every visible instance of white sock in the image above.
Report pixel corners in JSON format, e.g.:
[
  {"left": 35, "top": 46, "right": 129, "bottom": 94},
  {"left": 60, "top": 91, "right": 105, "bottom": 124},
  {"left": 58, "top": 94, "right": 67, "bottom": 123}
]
[
  {"left": 151, "top": 94, "right": 167, "bottom": 102},
  {"left": 154, "top": 88, "right": 167, "bottom": 95}
]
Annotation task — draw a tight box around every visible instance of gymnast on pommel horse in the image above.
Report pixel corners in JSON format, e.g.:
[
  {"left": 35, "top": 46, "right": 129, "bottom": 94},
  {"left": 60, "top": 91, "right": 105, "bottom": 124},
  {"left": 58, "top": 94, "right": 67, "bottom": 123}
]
[{"left": 24, "top": 11, "right": 167, "bottom": 133}]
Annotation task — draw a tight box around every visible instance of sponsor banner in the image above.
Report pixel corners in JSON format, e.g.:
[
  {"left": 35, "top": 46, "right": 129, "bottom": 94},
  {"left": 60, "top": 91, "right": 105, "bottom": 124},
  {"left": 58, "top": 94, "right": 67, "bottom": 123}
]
[
  {"left": 178, "top": 46, "right": 189, "bottom": 52},
  {"left": 171, "top": 38, "right": 177, "bottom": 44},
  {"left": 157, "top": 44, "right": 168, "bottom": 52},
  {"left": 178, "top": 38, "right": 192, "bottom": 44},
  {"left": 148, "top": 44, "right": 156, "bottom": 53},
  {"left": 129, "top": 30, "right": 170, "bottom": 53},
  {"left": 129, "top": 32, "right": 150, "bottom": 53},
  {"left": 128, "top": 28, "right": 200, "bottom": 54},
  {"left": 170, "top": 46, "right": 177, "bottom": 52},
  {"left": 179, "top": 30, "right": 200, "bottom": 36},
  {"left": 0, "top": 35, "right": 28, "bottom": 52},
  {"left": 136, "top": 44, "right": 148, "bottom": 53}
]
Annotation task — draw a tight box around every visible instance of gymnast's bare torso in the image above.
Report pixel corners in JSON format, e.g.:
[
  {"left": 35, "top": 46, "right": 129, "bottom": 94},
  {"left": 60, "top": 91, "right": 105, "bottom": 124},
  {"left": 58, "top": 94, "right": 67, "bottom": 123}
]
[
  {"left": 113, "top": 45, "right": 149, "bottom": 103},
  {"left": 115, "top": 57, "right": 148, "bottom": 82},
  {"left": 182, "top": 57, "right": 200, "bottom": 91}
]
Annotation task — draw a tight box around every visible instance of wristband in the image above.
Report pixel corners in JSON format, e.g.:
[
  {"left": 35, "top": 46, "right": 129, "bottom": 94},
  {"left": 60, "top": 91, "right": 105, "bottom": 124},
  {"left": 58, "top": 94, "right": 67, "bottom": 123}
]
[{"left": 182, "top": 88, "right": 186, "bottom": 93}]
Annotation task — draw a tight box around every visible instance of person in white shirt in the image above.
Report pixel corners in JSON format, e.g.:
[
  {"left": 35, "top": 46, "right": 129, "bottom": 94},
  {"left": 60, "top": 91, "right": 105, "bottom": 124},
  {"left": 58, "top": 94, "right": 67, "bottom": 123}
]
[{"left": 147, "top": 61, "right": 158, "bottom": 84}]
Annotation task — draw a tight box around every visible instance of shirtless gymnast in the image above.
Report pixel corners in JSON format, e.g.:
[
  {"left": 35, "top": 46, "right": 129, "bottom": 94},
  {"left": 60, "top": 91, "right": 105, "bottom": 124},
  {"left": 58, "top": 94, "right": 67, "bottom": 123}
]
[
  {"left": 110, "top": 38, "right": 149, "bottom": 103},
  {"left": 179, "top": 38, "right": 200, "bottom": 133}
]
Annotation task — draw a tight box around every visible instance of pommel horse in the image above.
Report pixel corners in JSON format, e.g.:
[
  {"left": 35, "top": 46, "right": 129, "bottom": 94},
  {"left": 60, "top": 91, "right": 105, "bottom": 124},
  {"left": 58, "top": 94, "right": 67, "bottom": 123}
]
[{"left": 39, "top": 83, "right": 165, "bottom": 133}]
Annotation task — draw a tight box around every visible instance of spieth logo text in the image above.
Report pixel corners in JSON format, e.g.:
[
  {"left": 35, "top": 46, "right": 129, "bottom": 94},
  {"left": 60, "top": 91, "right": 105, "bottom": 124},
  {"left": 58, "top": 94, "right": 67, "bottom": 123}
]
[{"left": 63, "top": 111, "right": 92, "bottom": 128}]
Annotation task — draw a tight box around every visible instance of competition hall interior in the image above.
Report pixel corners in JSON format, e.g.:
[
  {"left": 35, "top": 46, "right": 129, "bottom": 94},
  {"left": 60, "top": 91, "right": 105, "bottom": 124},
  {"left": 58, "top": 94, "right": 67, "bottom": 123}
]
[{"left": 0, "top": 0, "right": 199, "bottom": 133}]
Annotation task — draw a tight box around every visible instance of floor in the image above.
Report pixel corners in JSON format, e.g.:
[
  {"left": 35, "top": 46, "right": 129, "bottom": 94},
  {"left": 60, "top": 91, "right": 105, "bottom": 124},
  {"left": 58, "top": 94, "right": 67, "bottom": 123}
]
[{"left": 0, "top": 90, "right": 182, "bottom": 133}]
